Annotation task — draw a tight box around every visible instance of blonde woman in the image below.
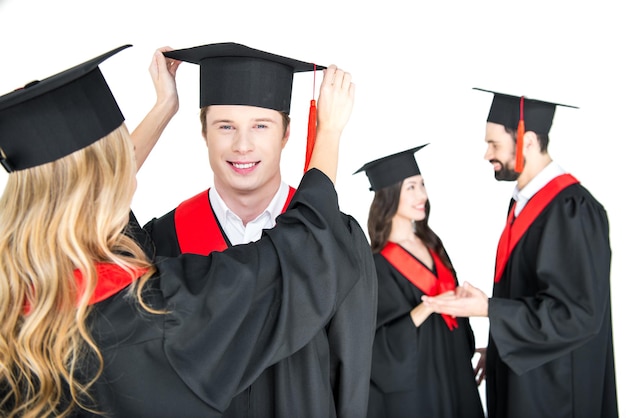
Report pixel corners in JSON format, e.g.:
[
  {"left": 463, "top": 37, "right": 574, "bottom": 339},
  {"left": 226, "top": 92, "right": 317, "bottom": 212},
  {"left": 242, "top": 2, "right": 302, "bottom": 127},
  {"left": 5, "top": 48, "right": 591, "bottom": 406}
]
[{"left": 0, "top": 45, "right": 371, "bottom": 417}]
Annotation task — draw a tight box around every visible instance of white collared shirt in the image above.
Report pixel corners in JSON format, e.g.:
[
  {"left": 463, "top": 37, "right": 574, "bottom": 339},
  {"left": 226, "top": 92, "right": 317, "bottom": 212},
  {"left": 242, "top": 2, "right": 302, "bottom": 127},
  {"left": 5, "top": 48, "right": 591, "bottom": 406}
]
[
  {"left": 209, "top": 182, "right": 290, "bottom": 245},
  {"left": 512, "top": 161, "right": 566, "bottom": 217}
]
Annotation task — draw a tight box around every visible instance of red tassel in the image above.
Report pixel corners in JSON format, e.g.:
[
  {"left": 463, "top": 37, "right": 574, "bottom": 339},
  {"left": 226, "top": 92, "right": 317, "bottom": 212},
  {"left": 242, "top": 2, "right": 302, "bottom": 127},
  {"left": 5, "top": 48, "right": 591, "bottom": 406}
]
[
  {"left": 515, "top": 97, "right": 525, "bottom": 173},
  {"left": 304, "top": 99, "right": 316, "bottom": 172},
  {"left": 515, "top": 120, "right": 525, "bottom": 172}
]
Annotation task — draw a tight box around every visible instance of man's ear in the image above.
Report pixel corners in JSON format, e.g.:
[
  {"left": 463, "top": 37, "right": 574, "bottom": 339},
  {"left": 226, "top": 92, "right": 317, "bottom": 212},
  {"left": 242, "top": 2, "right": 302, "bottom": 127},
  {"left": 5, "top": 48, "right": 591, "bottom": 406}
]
[
  {"left": 282, "top": 124, "right": 291, "bottom": 149},
  {"left": 523, "top": 130, "right": 539, "bottom": 154}
]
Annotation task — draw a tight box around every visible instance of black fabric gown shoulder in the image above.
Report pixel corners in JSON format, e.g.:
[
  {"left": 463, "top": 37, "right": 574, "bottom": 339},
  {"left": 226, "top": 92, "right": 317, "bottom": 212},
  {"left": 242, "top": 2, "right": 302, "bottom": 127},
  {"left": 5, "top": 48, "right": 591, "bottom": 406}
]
[
  {"left": 367, "top": 251, "right": 484, "bottom": 418},
  {"left": 72, "top": 169, "right": 376, "bottom": 417},
  {"left": 487, "top": 183, "right": 618, "bottom": 418},
  {"left": 143, "top": 178, "right": 377, "bottom": 418}
]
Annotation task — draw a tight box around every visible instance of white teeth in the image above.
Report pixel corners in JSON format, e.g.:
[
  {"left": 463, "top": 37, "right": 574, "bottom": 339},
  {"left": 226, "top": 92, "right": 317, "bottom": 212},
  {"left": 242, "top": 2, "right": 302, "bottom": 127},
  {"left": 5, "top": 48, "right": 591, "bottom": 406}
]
[{"left": 232, "top": 162, "right": 255, "bottom": 169}]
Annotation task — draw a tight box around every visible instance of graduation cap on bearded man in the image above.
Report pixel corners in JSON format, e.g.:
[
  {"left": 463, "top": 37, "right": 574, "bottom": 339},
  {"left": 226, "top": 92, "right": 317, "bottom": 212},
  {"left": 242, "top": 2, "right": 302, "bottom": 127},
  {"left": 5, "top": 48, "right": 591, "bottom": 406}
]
[
  {"left": 164, "top": 42, "right": 325, "bottom": 172},
  {"left": 0, "top": 45, "right": 131, "bottom": 172},
  {"left": 353, "top": 144, "right": 429, "bottom": 191},
  {"left": 473, "top": 88, "right": 578, "bottom": 173}
]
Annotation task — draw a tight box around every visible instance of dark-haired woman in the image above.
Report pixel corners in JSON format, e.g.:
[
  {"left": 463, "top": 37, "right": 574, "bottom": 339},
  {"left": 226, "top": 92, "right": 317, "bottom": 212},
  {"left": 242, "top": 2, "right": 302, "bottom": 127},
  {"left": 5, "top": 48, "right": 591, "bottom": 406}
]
[{"left": 356, "top": 145, "right": 484, "bottom": 418}]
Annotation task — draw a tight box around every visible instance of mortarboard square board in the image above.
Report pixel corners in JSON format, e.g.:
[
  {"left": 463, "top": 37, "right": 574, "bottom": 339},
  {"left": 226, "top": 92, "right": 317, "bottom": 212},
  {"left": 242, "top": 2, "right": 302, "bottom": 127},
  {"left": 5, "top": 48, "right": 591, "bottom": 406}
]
[
  {"left": 164, "top": 42, "right": 325, "bottom": 114},
  {"left": 0, "top": 45, "right": 131, "bottom": 172},
  {"left": 473, "top": 88, "right": 578, "bottom": 135},
  {"left": 354, "top": 144, "right": 429, "bottom": 191}
]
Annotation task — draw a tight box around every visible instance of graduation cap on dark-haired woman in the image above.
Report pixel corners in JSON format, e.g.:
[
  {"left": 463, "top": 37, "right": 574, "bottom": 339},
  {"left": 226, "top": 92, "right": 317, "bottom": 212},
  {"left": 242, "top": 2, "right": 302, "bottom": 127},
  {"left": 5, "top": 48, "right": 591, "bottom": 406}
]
[
  {"left": 473, "top": 88, "right": 578, "bottom": 173},
  {"left": 353, "top": 144, "right": 429, "bottom": 191},
  {"left": 164, "top": 42, "right": 325, "bottom": 173}
]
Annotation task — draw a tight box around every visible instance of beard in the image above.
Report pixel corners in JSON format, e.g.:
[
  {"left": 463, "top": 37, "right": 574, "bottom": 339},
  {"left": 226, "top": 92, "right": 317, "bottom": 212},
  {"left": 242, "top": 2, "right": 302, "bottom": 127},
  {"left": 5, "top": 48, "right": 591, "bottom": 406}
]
[{"left": 491, "top": 159, "right": 519, "bottom": 181}]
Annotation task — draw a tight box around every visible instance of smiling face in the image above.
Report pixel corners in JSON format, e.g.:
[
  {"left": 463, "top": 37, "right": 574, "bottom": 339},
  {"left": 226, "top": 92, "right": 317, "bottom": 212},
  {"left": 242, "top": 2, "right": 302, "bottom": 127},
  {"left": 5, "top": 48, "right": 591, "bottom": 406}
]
[
  {"left": 394, "top": 175, "right": 428, "bottom": 222},
  {"left": 203, "top": 105, "right": 289, "bottom": 199},
  {"left": 483, "top": 122, "right": 519, "bottom": 181}
]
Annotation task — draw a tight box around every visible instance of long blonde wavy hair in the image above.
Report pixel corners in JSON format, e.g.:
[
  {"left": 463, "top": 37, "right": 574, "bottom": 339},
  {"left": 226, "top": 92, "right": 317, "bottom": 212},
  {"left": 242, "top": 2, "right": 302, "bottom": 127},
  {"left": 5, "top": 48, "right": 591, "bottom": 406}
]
[{"left": 0, "top": 124, "right": 155, "bottom": 417}]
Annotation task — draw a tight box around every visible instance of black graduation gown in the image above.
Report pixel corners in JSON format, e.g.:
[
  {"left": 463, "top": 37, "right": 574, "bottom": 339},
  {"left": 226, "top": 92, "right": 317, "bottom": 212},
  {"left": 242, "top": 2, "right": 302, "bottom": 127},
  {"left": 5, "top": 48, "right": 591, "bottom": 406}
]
[
  {"left": 71, "top": 169, "right": 376, "bottom": 417},
  {"left": 367, "top": 252, "right": 484, "bottom": 418},
  {"left": 141, "top": 173, "right": 378, "bottom": 418},
  {"left": 486, "top": 183, "right": 618, "bottom": 418}
]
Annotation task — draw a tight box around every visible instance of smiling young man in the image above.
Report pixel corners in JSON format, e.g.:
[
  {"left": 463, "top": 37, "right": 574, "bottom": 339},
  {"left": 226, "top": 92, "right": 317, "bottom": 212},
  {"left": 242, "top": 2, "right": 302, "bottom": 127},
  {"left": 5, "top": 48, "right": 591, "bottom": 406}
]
[
  {"left": 136, "top": 42, "right": 377, "bottom": 418},
  {"left": 199, "top": 104, "right": 291, "bottom": 238},
  {"left": 143, "top": 44, "right": 303, "bottom": 253},
  {"left": 422, "top": 89, "right": 618, "bottom": 418}
]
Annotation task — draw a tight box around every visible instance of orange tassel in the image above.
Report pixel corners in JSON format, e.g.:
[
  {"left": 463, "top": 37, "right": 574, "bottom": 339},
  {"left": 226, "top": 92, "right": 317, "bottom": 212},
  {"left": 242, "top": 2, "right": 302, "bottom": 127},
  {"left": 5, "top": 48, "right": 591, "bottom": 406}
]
[
  {"left": 304, "top": 99, "right": 316, "bottom": 172},
  {"left": 515, "top": 97, "right": 525, "bottom": 173},
  {"left": 515, "top": 120, "right": 525, "bottom": 172}
]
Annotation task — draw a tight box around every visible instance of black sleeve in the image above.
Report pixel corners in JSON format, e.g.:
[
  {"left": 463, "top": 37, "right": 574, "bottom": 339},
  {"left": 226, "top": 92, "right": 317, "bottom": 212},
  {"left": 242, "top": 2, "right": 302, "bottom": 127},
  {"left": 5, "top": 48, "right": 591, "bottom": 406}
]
[
  {"left": 488, "top": 191, "right": 612, "bottom": 375},
  {"left": 142, "top": 210, "right": 182, "bottom": 258},
  {"left": 327, "top": 213, "right": 378, "bottom": 418},
  {"left": 125, "top": 211, "right": 157, "bottom": 260},
  {"left": 157, "top": 168, "right": 371, "bottom": 410}
]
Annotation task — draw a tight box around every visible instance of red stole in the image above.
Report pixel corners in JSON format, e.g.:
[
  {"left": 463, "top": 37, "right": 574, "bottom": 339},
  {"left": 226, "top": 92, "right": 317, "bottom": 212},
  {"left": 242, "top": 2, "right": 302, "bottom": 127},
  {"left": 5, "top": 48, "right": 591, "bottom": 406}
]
[
  {"left": 24, "top": 263, "right": 148, "bottom": 313},
  {"left": 494, "top": 173, "right": 579, "bottom": 283},
  {"left": 75, "top": 263, "right": 149, "bottom": 305},
  {"left": 380, "top": 242, "right": 458, "bottom": 330},
  {"left": 174, "top": 186, "right": 297, "bottom": 255}
]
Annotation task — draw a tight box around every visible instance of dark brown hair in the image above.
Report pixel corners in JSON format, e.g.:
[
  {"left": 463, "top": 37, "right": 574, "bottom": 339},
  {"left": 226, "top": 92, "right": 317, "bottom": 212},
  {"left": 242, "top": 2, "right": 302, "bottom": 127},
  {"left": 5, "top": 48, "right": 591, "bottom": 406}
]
[
  {"left": 505, "top": 126, "right": 550, "bottom": 152},
  {"left": 367, "top": 181, "right": 453, "bottom": 271}
]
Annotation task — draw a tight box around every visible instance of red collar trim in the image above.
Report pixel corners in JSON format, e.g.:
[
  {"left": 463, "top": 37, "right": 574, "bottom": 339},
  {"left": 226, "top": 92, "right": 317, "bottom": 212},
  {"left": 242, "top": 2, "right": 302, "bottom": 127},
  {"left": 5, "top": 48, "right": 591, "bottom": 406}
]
[
  {"left": 494, "top": 173, "right": 579, "bottom": 283},
  {"left": 175, "top": 186, "right": 297, "bottom": 255},
  {"left": 75, "top": 263, "right": 148, "bottom": 305},
  {"left": 380, "top": 242, "right": 458, "bottom": 330},
  {"left": 24, "top": 263, "right": 147, "bottom": 314}
]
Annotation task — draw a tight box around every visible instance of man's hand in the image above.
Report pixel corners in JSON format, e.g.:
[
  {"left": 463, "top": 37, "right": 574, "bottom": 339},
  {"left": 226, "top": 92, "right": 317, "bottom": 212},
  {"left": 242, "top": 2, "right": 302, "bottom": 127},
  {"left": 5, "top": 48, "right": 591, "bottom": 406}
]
[
  {"left": 307, "top": 65, "right": 355, "bottom": 182},
  {"left": 316, "top": 65, "right": 355, "bottom": 136},
  {"left": 421, "top": 282, "right": 489, "bottom": 317},
  {"left": 474, "top": 347, "right": 487, "bottom": 386}
]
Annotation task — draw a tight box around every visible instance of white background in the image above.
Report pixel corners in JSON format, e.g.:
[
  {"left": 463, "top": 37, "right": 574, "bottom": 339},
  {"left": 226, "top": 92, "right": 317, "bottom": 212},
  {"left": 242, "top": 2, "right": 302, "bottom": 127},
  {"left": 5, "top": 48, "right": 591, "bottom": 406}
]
[{"left": 1, "top": 0, "right": 623, "bottom": 411}]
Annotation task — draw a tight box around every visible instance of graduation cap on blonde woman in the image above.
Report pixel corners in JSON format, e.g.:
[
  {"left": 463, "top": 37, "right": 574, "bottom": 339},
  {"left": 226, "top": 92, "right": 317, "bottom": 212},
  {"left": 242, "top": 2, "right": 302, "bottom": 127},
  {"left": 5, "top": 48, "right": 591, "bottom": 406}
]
[
  {"left": 474, "top": 88, "right": 578, "bottom": 173},
  {"left": 0, "top": 45, "right": 131, "bottom": 172},
  {"left": 164, "top": 42, "right": 325, "bottom": 172}
]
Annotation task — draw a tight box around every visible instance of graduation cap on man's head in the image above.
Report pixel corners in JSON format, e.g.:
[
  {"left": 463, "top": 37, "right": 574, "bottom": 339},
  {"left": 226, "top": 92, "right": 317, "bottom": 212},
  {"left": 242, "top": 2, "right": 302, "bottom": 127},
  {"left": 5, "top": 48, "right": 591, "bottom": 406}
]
[
  {"left": 165, "top": 42, "right": 326, "bottom": 171},
  {"left": 474, "top": 88, "right": 578, "bottom": 172},
  {"left": 0, "top": 45, "right": 130, "bottom": 173},
  {"left": 354, "top": 144, "right": 429, "bottom": 191},
  {"left": 164, "top": 42, "right": 324, "bottom": 113}
]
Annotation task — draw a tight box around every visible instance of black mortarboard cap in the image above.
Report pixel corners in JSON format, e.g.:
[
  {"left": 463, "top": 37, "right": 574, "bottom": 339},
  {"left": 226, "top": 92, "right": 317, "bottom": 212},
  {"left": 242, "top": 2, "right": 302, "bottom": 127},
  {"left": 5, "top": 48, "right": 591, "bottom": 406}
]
[
  {"left": 473, "top": 88, "right": 578, "bottom": 135},
  {"left": 354, "top": 144, "right": 429, "bottom": 191},
  {"left": 164, "top": 42, "right": 325, "bottom": 114},
  {"left": 0, "top": 45, "right": 130, "bottom": 172}
]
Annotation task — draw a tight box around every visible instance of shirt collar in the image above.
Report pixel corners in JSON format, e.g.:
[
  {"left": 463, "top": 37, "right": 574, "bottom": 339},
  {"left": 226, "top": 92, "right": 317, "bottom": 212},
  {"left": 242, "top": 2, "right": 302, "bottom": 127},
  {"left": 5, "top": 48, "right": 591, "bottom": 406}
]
[
  {"left": 209, "top": 181, "right": 289, "bottom": 241},
  {"left": 512, "top": 161, "right": 566, "bottom": 215}
]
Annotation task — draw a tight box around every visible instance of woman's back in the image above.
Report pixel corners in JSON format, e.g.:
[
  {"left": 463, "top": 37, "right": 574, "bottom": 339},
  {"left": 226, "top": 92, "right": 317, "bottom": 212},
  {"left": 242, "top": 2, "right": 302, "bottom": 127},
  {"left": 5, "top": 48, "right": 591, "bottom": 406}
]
[{"left": 0, "top": 45, "right": 371, "bottom": 417}]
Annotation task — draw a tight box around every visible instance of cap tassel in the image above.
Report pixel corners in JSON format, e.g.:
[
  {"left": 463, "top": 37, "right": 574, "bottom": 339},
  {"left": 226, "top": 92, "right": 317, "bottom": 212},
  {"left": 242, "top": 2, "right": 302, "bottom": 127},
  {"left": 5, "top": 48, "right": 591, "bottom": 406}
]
[
  {"left": 304, "top": 64, "right": 317, "bottom": 172},
  {"left": 304, "top": 99, "right": 317, "bottom": 172},
  {"left": 0, "top": 147, "right": 13, "bottom": 173},
  {"left": 515, "top": 96, "right": 525, "bottom": 173}
]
